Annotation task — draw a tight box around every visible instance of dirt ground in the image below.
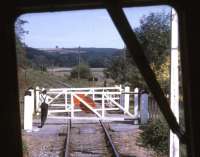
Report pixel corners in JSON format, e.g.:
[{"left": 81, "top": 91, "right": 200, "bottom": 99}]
[
  {"left": 22, "top": 119, "right": 161, "bottom": 157},
  {"left": 110, "top": 128, "right": 156, "bottom": 157},
  {"left": 22, "top": 119, "right": 67, "bottom": 157}
]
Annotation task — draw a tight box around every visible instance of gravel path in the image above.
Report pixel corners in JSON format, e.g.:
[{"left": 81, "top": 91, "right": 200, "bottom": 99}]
[
  {"left": 108, "top": 123, "right": 156, "bottom": 157},
  {"left": 22, "top": 118, "right": 68, "bottom": 157}
]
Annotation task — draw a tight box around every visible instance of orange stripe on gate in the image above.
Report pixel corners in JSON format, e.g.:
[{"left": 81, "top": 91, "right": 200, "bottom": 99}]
[{"left": 73, "top": 94, "right": 96, "bottom": 112}]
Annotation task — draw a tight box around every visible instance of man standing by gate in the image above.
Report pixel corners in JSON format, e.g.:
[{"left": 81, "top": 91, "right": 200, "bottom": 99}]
[{"left": 38, "top": 89, "right": 48, "bottom": 128}]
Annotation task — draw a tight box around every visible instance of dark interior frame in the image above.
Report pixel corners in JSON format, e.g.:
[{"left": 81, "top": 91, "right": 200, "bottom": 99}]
[{"left": 0, "top": 0, "right": 199, "bottom": 157}]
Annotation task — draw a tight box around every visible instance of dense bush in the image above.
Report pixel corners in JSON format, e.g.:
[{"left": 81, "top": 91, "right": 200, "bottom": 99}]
[
  {"left": 70, "top": 63, "right": 91, "bottom": 79},
  {"left": 138, "top": 118, "right": 169, "bottom": 156}
]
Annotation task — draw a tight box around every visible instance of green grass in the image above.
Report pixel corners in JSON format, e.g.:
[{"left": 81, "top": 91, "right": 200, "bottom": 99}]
[
  {"left": 23, "top": 69, "right": 68, "bottom": 88},
  {"left": 66, "top": 78, "right": 98, "bottom": 87},
  {"left": 22, "top": 139, "right": 28, "bottom": 157},
  {"left": 18, "top": 68, "right": 73, "bottom": 127}
]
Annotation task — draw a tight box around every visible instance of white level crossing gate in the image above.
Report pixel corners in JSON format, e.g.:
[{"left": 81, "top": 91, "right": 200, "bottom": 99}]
[
  {"left": 24, "top": 86, "right": 150, "bottom": 131},
  {"left": 35, "top": 86, "right": 138, "bottom": 121}
]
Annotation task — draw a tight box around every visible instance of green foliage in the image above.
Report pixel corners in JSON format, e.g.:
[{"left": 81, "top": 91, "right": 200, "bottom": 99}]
[
  {"left": 105, "top": 11, "right": 170, "bottom": 91},
  {"left": 151, "top": 55, "right": 170, "bottom": 93},
  {"left": 136, "top": 11, "right": 171, "bottom": 92},
  {"left": 15, "top": 18, "right": 28, "bottom": 41},
  {"left": 138, "top": 119, "right": 169, "bottom": 155},
  {"left": 15, "top": 18, "right": 29, "bottom": 69},
  {"left": 135, "top": 12, "right": 170, "bottom": 68},
  {"left": 104, "top": 54, "right": 146, "bottom": 88},
  {"left": 70, "top": 63, "right": 91, "bottom": 79},
  {"left": 22, "top": 139, "right": 29, "bottom": 157},
  {"left": 22, "top": 140, "right": 28, "bottom": 152},
  {"left": 16, "top": 38, "right": 28, "bottom": 68}
]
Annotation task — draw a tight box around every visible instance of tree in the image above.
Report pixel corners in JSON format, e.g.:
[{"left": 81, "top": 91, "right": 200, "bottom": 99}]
[
  {"left": 135, "top": 12, "right": 170, "bottom": 69},
  {"left": 15, "top": 18, "right": 29, "bottom": 68},
  {"left": 105, "top": 11, "right": 171, "bottom": 91},
  {"left": 151, "top": 55, "right": 170, "bottom": 93},
  {"left": 104, "top": 50, "right": 146, "bottom": 88},
  {"left": 15, "top": 18, "right": 29, "bottom": 107},
  {"left": 34, "top": 55, "right": 48, "bottom": 71},
  {"left": 15, "top": 18, "right": 28, "bottom": 41},
  {"left": 70, "top": 63, "right": 91, "bottom": 79},
  {"left": 136, "top": 12, "right": 171, "bottom": 92},
  {"left": 16, "top": 38, "right": 28, "bottom": 68}
]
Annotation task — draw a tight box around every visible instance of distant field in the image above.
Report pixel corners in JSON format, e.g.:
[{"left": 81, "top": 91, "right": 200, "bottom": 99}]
[
  {"left": 47, "top": 67, "right": 72, "bottom": 72},
  {"left": 48, "top": 67, "right": 105, "bottom": 79},
  {"left": 48, "top": 67, "right": 105, "bottom": 72}
]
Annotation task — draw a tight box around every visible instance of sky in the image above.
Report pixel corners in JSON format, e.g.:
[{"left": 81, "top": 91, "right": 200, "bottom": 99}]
[{"left": 19, "top": 5, "right": 171, "bottom": 49}]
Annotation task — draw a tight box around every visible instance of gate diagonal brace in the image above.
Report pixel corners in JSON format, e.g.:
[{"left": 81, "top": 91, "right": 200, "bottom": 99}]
[
  {"left": 73, "top": 94, "right": 102, "bottom": 117},
  {"left": 104, "top": 94, "right": 136, "bottom": 118}
]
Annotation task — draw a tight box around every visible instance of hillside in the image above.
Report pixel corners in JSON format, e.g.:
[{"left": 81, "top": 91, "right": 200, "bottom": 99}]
[
  {"left": 25, "top": 47, "right": 123, "bottom": 68},
  {"left": 18, "top": 68, "right": 70, "bottom": 99},
  {"left": 18, "top": 46, "right": 121, "bottom": 99}
]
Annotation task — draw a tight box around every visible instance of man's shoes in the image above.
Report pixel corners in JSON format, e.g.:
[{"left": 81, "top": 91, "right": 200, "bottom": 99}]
[{"left": 38, "top": 125, "right": 43, "bottom": 128}]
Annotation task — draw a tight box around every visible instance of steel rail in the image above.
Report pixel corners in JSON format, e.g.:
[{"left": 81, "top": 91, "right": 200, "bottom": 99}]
[
  {"left": 99, "top": 120, "right": 120, "bottom": 157},
  {"left": 64, "top": 119, "right": 71, "bottom": 157}
]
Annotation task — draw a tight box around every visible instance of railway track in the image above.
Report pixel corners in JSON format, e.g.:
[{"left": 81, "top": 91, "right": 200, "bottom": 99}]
[
  {"left": 64, "top": 120, "right": 120, "bottom": 157},
  {"left": 64, "top": 119, "right": 71, "bottom": 157},
  {"left": 99, "top": 120, "right": 120, "bottom": 157}
]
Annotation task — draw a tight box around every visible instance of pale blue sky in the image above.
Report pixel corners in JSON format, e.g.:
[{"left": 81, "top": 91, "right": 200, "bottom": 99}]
[{"left": 19, "top": 5, "right": 171, "bottom": 49}]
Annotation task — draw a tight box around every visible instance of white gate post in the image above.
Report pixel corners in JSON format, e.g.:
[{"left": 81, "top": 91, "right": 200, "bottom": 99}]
[
  {"left": 170, "top": 8, "right": 179, "bottom": 157},
  {"left": 71, "top": 94, "right": 74, "bottom": 118},
  {"left": 134, "top": 88, "right": 139, "bottom": 124},
  {"left": 65, "top": 92, "right": 68, "bottom": 110},
  {"left": 24, "top": 89, "right": 33, "bottom": 131},
  {"left": 35, "top": 86, "right": 40, "bottom": 113},
  {"left": 140, "top": 91, "right": 149, "bottom": 124},
  {"left": 102, "top": 93, "right": 105, "bottom": 118},
  {"left": 92, "top": 89, "right": 95, "bottom": 101},
  {"left": 124, "top": 86, "right": 130, "bottom": 113},
  {"left": 29, "top": 88, "right": 34, "bottom": 114}
]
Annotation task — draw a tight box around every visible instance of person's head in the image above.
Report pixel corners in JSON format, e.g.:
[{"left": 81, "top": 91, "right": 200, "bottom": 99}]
[{"left": 41, "top": 88, "right": 47, "bottom": 94}]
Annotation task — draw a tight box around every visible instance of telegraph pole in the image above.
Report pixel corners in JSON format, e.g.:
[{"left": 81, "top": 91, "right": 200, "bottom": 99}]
[
  {"left": 123, "top": 45, "right": 127, "bottom": 84},
  {"left": 78, "top": 46, "right": 80, "bottom": 80}
]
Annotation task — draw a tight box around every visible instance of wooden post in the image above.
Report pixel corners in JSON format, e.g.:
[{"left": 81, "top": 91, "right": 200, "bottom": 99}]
[
  {"left": 24, "top": 90, "right": 33, "bottom": 131},
  {"left": 29, "top": 88, "right": 34, "bottom": 114},
  {"left": 124, "top": 86, "right": 130, "bottom": 113},
  {"left": 170, "top": 8, "right": 179, "bottom": 157}
]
